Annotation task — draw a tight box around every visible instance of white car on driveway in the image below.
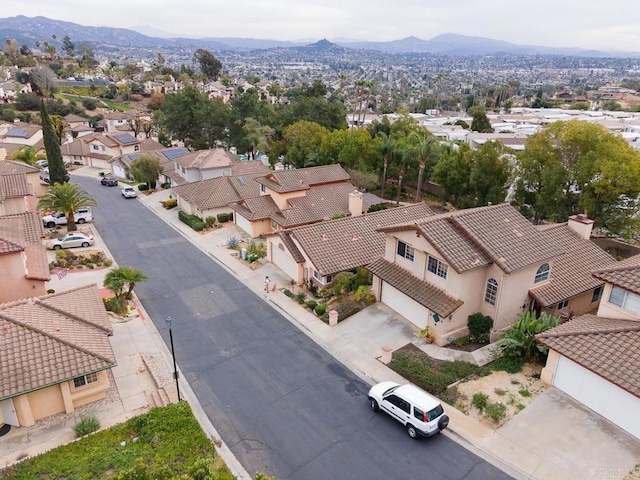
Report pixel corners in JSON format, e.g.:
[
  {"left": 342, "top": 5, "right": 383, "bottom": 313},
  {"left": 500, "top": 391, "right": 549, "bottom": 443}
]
[
  {"left": 42, "top": 207, "right": 93, "bottom": 228},
  {"left": 368, "top": 382, "right": 449, "bottom": 438},
  {"left": 46, "top": 232, "right": 95, "bottom": 250},
  {"left": 121, "top": 186, "right": 137, "bottom": 198}
]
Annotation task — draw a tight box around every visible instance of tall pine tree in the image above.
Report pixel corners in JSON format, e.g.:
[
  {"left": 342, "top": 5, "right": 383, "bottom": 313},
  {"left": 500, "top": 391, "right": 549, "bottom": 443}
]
[{"left": 40, "top": 100, "right": 68, "bottom": 184}]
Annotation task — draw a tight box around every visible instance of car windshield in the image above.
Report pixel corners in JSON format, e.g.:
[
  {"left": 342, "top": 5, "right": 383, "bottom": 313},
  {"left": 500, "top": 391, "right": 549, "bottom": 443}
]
[{"left": 383, "top": 385, "right": 399, "bottom": 396}]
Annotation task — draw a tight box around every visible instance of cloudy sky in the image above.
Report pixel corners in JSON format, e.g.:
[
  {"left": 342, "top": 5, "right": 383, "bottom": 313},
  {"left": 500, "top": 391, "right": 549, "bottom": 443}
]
[{"left": 4, "top": 1, "right": 640, "bottom": 51}]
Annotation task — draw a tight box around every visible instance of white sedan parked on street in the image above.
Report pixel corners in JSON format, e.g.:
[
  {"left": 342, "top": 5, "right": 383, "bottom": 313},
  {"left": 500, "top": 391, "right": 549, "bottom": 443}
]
[
  {"left": 121, "top": 186, "right": 137, "bottom": 198},
  {"left": 46, "top": 232, "right": 95, "bottom": 250}
]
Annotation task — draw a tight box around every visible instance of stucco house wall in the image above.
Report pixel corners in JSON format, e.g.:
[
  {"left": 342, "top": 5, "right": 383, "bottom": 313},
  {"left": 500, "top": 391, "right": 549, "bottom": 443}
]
[
  {"left": 263, "top": 189, "right": 306, "bottom": 210},
  {"left": 0, "top": 254, "right": 47, "bottom": 303}
]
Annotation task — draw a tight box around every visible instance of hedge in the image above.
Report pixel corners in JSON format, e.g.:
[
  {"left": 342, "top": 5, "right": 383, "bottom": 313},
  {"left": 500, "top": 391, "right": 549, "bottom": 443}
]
[
  {"left": 178, "top": 211, "right": 205, "bottom": 231},
  {"left": 217, "top": 212, "right": 233, "bottom": 223}
]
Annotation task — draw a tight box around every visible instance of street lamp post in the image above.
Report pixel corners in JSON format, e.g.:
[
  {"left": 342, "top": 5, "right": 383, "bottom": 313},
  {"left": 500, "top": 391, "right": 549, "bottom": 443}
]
[{"left": 165, "top": 316, "right": 181, "bottom": 402}]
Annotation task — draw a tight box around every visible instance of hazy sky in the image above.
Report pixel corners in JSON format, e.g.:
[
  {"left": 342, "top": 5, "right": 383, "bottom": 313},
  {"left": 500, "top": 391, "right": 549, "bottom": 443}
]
[{"left": 4, "top": 1, "right": 640, "bottom": 51}]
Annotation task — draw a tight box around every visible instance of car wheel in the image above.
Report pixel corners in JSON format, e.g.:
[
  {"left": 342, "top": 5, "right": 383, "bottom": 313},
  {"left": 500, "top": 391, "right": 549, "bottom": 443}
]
[
  {"left": 53, "top": 244, "right": 62, "bottom": 250},
  {"left": 406, "top": 424, "right": 418, "bottom": 439},
  {"left": 370, "top": 398, "right": 379, "bottom": 412},
  {"left": 46, "top": 222, "right": 56, "bottom": 228},
  {"left": 77, "top": 219, "right": 85, "bottom": 224},
  {"left": 81, "top": 242, "right": 89, "bottom": 247}
]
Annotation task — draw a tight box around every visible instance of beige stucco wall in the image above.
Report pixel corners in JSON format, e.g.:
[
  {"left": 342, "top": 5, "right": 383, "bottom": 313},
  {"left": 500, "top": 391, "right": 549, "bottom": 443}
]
[
  {"left": 26, "top": 172, "right": 48, "bottom": 198},
  {"left": 0, "top": 253, "right": 46, "bottom": 303},
  {"left": 245, "top": 218, "right": 272, "bottom": 238},
  {"left": 265, "top": 188, "right": 306, "bottom": 210},
  {"left": 596, "top": 283, "right": 640, "bottom": 320},
  {"left": 540, "top": 348, "right": 560, "bottom": 386},
  {"left": 14, "top": 370, "right": 110, "bottom": 427},
  {"left": 2, "top": 196, "right": 29, "bottom": 215},
  {"left": 541, "top": 288, "right": 600, "bottom": 319}
]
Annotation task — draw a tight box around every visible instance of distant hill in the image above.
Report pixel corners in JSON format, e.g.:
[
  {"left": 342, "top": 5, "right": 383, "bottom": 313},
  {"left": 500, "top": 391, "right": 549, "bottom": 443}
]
[{"left": 0, "top": 15, "right": 632, "bottom": 57}]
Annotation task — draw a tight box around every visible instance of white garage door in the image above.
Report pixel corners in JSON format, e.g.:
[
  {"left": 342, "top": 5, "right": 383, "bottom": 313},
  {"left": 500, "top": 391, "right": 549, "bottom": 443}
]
[
  {"left": 380, "top": 281, "right": 430, "bottom": 329},
  {"left": 271, "top": 240, "right": 299, "bottom": 282},
  {"left": 554, "top": 356, "right": 640, "bottom": 440},
  {"left": 235, "top": 214, "right": 253, "bottom": 237},
  {"left": 90, "top": 158, "right": 110, "bottom": 170}
]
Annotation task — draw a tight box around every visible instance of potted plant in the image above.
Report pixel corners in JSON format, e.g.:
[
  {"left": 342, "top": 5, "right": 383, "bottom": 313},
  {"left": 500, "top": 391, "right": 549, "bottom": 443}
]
[{"left": 419, "top": 326, "right": 435, "bottom": 344}]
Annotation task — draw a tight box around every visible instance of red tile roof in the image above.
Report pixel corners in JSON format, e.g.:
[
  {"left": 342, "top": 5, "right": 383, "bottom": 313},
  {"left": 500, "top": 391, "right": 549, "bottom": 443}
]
[
  {"left": 0, "top": 285, "right": 116, "bottom": 399},
  {"left": 369, "top": 258, "right": 463, "bottom": 317},
  {"left": 593, "top": 254, "right": 640, "bottom": 294},
  {"left": 536, "top": 314, "right": 640, "bottom": 398},
  {"left": 255, "top": 164, "right": 351, "bottom": 193},
  {"left": 529, "top": 224, "right": 613, "bottom": 306}
]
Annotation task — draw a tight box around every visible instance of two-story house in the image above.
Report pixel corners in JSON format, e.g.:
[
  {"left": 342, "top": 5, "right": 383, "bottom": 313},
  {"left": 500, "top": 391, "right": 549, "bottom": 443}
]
[
  {"left": 0, "top": 160, "right": 47, "bottom": 202},
  {"left": 369, "top": 204, "right": 612, "bottom": 345},
  {"left": 173, "top": 148, "right": 246, "bottom": 183}
]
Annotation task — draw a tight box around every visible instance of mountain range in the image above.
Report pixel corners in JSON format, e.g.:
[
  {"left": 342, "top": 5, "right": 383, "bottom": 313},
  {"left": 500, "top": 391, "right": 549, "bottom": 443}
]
[{"left": 0, "top": 15, "right": 632, "bottom": 57}]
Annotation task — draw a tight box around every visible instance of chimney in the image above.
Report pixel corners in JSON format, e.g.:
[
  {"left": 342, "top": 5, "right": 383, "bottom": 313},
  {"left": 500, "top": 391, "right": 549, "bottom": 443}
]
[
  {"left": 348, "top": 190, "right": 363, "bottom": 217},
  {"left": 567, "top": 213, "right": 594, "bottom": 240}
]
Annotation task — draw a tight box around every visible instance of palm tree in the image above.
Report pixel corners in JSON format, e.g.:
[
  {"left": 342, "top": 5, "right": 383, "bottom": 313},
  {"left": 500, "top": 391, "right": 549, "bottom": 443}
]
[
  {"left": 390, "top": 146, "right": 410, "bottom": 205},
  {"left": 11, "top": 145, "right": 38, "bottom": 165},
  {"left": 409, "top": 131, "right": 440, "bottom": 202},
  {"left": 37, "top": 183, "right": 97, "bottom": 231},
  {"left": 104, "top": 266, "right": 148, "bottom": 303},
  {"left": 378, "top": 132, "right": 394, "bottom": 200}
]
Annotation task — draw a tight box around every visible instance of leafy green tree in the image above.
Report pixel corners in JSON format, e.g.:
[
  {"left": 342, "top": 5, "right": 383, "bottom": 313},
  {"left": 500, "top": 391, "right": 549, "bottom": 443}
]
[
  {"left": 243, "top": 117, "right": 274, "bottom": 160},
  {"left": 470, "top": 107, "right": 493, "bottom": 133},
  {"left": 40, "top": 100, "right": 68, "bottom": 184},
  {"left": 130, "top": 154, "right": 164, "bottom": 189},
  {"left": 318, "top": 128, "right": 379, "bottom": 170},
  {"left": 407, "top": 130, "right": 440, "bottom": 201},
  {"left": 497, "top": 311, "right": 560, "bottom": 363},
  {"left": 432, "top": 142, "right": 472, "bottom": 208},
  {"left": 193, "top": 48, "right": 222, "bottom": 80},
  {"left": 37, "top": 183, "right": 97, "bottom": 232},
  {"left": 280, "top": 95, "right": 347, "bottom": 131},
  {"left": 157, "top": 86, "right": 230, "bottom": 149},
  {"left": 600, "top": 99, "right": 622, "bottom": 111},
  {"left": 62, "top": 35, "right": 75, "bottom": 56},
  {"left": 282, "top": 120, "right": 329, "bottom": 168},
  {"left": 468, "top": 141, "right": 513, "bottom": 206},
  {"left": 103, "top": 266, "right": 148, "bottom": 314},
  {"left": 228, "top": 89, "right": 276, "bottom": 152},
  {"left": 11, "top": 145, "right": 38, "bottom": 165},
  {"left": 76, "top": 43, "right": 95, "bottom": 68}
]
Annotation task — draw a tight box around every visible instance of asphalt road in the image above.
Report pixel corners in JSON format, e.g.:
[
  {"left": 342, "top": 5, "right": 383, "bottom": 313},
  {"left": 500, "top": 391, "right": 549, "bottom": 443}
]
[{"left": 78, "top": 176, "right": 512, "bottom": 480}]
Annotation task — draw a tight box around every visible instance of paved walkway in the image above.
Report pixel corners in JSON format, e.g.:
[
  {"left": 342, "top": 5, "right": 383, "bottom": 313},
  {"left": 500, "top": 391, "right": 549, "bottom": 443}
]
[{"left": 2, "top": 168, "right": 639, "bottom": 480}]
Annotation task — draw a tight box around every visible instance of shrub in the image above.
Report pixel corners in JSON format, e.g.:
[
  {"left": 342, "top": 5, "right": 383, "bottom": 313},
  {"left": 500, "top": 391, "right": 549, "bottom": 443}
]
[
  {"left": 247, "top": 241, "right": 266, "bottom": 259},
  {"left": 226, "top": 236, "right": 240, "bottom": 249},
  {"left": 283, "top": 289, "right": 294, "bottom": 298},
  {"left": 367, "top": 203, "right": 388, "bottom": 213},
  {"left": 163, "top": 199, "right": 177, "bottom": 209},
  {"left": 46, "top": 289, "right": 55, "bottom": 294},
  {"left": 354, "top": 285, "right": 375, "bottom": 305},
  {"left": 217, "top": 212, "right": 231, "bottom": 223},
  {"left": 161, "top": 183, "right": 171, "bottom": 189},
  {"left": 205, "top": 216, "right": 216, "bottom": 227},
  {"left": 467, "top": 313, "right": 493, "bottom": 343},
  {"left": 178, "top": 211, "right": 205, "bottom": 232},
  {"left": 454, "top": 336, "right": 470, "bottom": 347},
  {"left": 485, "top": 402, "right": 507, "bottom": 423},
  {"left": 494, "top": 388, "right": 507, "bottom": 396},
  {"left": 485, "top": 354, "right": 524, "bottom": 374},
  {"left": 472, "top": 392, "right": 489, "bottom": 412},
  {"left": 74, "top": 415, "right": 100, "bottom": 437},
  {"left": 519, "top": 389, "right": 531, "bottom": 397},
  {"left": 295, "top": 292, "right": 306, "bottom": 304},
  {"left": 314, "top": 303, "right": 327, "bottom": 316},
  {"left": 306, "top": 299, "right": 317, "bottom": 310},
  {"left": 496, "top": 311, "right": 561, "bottom": 363},
  {"left": 332, "top": 271, "right": 355, "bottom": 297},
  {"left": 137, "top": 183, "right": 149, "bottom": 191},
  {"left": 81, "top": 98, "right": 97, "bottom": 110},
  {"left": 317, "top": 288, "right": 332, "bottom": 299}
]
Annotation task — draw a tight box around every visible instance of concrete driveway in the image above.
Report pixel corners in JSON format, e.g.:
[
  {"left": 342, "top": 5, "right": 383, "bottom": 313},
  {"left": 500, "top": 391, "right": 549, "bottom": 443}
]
[{"left": 482, "top": 387, "right": 640, "bottom": 479}]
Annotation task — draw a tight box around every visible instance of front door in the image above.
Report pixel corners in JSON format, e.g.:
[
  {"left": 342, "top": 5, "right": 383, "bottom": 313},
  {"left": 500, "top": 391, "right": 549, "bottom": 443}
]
[{"left": 0, "top": 398, "right": 20, "bottom": 426}]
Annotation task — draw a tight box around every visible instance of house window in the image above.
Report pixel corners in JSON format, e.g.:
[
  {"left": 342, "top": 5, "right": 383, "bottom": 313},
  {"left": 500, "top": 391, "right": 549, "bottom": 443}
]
[
  {"left": 134, "top": 145, "right": 140, "bottom": 151},
  {"left": 313, "top": 270, "right": 332, "bottom": 284},
  {"left": 92, "top": 144, "right": 99, "bottom": 151},
  {"left": 260, "top": 184, "right": 267, "bottom": 194},
  {"left": 591, "top": 285, "right": 603, "bottom": 303},
  {"left": 73, "top": 372, "right": 99, "bottom": 388},
  {"left": 608, "top": 286, "right": 640, "bottom": 314},
  {"left": 271, "top": 219, "right": 278, "bottom": 230},
  {"left": 557, "top": 299, "right": 569, "bottom": 310},
  {"left": 396, "top": 241, "right": 414, "bottom": 262},
  {"left": 427, "top": 256, "right": 447, "bottom": 279},
  {"left": 534, "top": 263, "right": 550, "bottom": 283},
  {"left": 484, "top": 278, "right": 498, "bottom": 306}
]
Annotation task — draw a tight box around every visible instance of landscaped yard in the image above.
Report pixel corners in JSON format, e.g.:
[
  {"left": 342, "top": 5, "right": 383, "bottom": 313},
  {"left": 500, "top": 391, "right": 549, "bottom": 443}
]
[{"left": 0, "top": 402, "right": 233, "bottom": 479}]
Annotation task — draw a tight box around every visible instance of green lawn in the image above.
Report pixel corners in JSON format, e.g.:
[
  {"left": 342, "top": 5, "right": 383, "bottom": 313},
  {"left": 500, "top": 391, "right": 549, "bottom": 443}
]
[{"left": 0, "top": 402, "right": 233, "bottom": 479}]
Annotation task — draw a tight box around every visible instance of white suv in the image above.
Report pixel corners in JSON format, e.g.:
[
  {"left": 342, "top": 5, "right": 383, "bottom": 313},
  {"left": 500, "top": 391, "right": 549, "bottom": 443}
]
[
  {"left": 121, "top": 186, "right": 137, "bottom": 198},
  {"left": 368, "top": 382, "right": 449, "bottom": 438},
  {"left": 42, "top": 207, "right": 93, "bottom": 228}
]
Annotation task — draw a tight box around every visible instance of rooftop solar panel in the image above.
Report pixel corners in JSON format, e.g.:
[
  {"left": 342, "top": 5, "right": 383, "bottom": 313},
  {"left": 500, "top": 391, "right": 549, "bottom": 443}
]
[
  {"left": 113, "top": 133, "right": 137, "bottom": 144},
  {"left": 129, "top": 153, "right": 142, "bottom": 160},
  {"left": 237, "top": 176, "right": 246, "bottom": 186},
  {"left": 8, "top": 128, "right": 28, "bottom": 138},
  {"left": 163, "top": 148, "right": 188, "bottom": 160}
]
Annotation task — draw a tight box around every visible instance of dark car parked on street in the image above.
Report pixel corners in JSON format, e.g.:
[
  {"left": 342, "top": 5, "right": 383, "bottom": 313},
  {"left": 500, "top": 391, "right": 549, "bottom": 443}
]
[{"left": 101, "top": 175, "right": 118, "bottom": 186}]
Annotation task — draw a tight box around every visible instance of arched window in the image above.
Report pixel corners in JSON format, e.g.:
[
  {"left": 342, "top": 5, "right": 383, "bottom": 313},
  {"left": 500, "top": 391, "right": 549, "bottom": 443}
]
[
  {"left": 484, "top": 278, "right": 498, "bottom": 306},
  {"left": 534, "top": 263, "right": 550, "bottom": 283}
]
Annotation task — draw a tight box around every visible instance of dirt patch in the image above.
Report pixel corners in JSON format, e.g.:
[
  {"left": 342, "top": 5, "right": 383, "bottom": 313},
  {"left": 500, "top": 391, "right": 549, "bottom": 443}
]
[{"left": 454, "top": 364, "right": 547, "bottom": 427}]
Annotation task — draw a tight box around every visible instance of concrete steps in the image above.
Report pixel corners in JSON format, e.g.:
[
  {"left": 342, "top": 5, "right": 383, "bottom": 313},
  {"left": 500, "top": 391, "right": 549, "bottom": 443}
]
[{"left": 144, "top": 387, "right": 172, "bottom": 408}]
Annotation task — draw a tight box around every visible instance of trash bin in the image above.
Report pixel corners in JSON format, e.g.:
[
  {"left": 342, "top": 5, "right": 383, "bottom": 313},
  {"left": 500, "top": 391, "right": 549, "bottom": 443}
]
[{"left": 241, "top": 248, "right": 247, "bottom": 260}]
